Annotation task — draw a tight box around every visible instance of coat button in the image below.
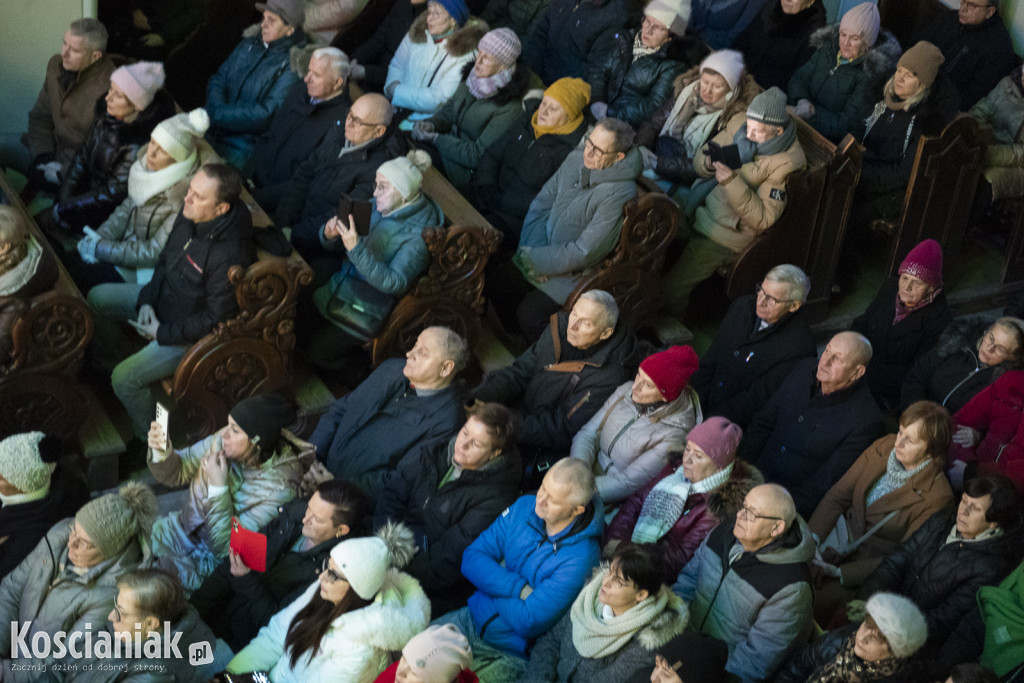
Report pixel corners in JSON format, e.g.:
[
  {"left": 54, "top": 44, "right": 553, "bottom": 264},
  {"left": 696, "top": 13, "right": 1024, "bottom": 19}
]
[{"left": 798, "top": 416, "right": 804, "bottom": 422}]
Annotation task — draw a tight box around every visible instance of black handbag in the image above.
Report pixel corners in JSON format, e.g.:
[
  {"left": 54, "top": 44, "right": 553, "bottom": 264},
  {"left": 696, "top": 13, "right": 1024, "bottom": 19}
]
[{"left": 320, "top": 275, "right": 394, "bottom": 339}]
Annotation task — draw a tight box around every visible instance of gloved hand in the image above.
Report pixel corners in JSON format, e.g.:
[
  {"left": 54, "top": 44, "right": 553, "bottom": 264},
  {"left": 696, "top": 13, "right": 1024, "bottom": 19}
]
[
  {"left": 39, "top": 161, "right": 62, "bottom": 185},
  {"left": 590, "top": 101, "right": 609, "bottom": 120},
  {"left": 639, "top": 146, "right": 658, "bottom": 170},
  {"left": 77, "top": 229, "right": 100, "bottom": 264}
]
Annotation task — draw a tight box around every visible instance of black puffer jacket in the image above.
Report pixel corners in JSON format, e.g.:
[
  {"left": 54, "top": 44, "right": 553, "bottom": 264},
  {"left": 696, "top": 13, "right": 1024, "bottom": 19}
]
[
  {"left": 136, "top": 200, "right": 256, "bottom": 346},
  {"left": 857, "top": 507, "right": 1024, "bottom": 652},
  {"left": 851, "top": 277, "right": 953, "bottom": 410},
  {"left": 375, "top": 435, "right": 521, "bottom": 603},
  {"left": 350, "top": 0, "right": 427, "bottom": 91},
  {"left": 901, "top": 316, "right": 1019, "bottom": 414},
  {"left": 732, "top": 0, "right": 826, "bottom": 92},
  {"left": 588, "top": 28, "right": 686, "bottom": 128},
  {"left": 523, "top": 0, "right": 634, "bottom": 85},
  {"left": 55, "top": 90, "right": 176, "bottom": 229},
  {"left": 775, "top": 624, "right": 930, "bottom": 683}
]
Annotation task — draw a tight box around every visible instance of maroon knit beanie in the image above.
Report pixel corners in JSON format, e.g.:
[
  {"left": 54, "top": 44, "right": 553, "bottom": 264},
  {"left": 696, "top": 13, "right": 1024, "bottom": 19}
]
[
  {"left": 639, "top": 345, "right": 699, "bottom": 402},
  {"left": 898, "top": 239, "right": 943, "bottom": 289},
  {"left": 686, "top": 416, "right": 742, "bottom": 470}
]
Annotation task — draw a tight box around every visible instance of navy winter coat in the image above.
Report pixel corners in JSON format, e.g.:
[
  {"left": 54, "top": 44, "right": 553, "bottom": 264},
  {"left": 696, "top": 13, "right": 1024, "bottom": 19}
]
[{"left": 522, "top": 0, "right": 633, "bottom": 85}]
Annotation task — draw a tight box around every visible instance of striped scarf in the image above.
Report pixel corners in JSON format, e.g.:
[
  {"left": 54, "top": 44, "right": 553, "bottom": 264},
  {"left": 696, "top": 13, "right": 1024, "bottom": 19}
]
[{"left": 631, "top": 463, "right": 733, "bottom": 543}]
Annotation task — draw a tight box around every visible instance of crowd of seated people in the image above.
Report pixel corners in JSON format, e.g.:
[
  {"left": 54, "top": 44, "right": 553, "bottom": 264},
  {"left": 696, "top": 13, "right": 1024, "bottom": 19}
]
[{"left": 2, "top": 0, "right": 1024, "bottom": 681}]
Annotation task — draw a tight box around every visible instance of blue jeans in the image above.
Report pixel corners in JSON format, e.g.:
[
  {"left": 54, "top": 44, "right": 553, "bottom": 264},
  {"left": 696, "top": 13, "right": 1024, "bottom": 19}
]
[{"left": 88, "top": 283, "right": 188, "bottom": 440}]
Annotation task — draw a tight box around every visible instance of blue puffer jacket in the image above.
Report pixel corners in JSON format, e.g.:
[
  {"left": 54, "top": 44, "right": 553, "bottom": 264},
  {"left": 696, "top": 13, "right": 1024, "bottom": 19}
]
[
  {"left": 205, "top": 28, "right": 307, "bottom": 167},
  {"left": 463, "top": 494, "right": 604, "bottom": 656}
]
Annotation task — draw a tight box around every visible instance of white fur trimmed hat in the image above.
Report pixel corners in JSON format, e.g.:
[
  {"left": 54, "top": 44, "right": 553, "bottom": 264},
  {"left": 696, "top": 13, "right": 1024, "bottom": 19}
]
[
  {"left": 151, "top": 108, "right": 210, "bottom": 162},
  {"left": 110, "top": 61, "right": 165, "bottom": 110},
  {"left": 377, "top": 150, "right": 432, "bottom": 201},
  {"left": 0, "top": 432, "right": 58, "bottom": 494},
  {"left": 329, "top": 522, "right": 415, "bottom": 599},
  {"left": 865, "top": 592, "right": 928, "bottom": 658}
]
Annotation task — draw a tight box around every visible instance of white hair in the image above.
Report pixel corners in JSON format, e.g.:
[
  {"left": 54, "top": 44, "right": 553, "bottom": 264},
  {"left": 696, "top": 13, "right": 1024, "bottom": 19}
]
[
  {"left": 578, "top": 290, "right": 619, "bottom": 331},
  {"left": 311, "top": 47, "right": 350, "bottom": 80},
  {"left": 765, "top": 264, "right": 810, "bottom": 304}
]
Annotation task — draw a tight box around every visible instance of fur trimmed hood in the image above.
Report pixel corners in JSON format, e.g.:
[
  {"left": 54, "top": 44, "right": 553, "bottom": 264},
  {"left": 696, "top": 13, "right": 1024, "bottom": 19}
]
[
  {"left": 706, "top": 459, "right": 764, "bottom": 523},
  {"left": 408, "top": 14, "right": 488, "bottom": 56},
  {"left": 241, "top": 23, "right": 312, "bottom": 75},
  {"left": 809, "top": 24, "right": 902, "bottom": 80},
  {"left": 330, "top": 569, "right": 431, "bottom": 651},
  {"left": 635, "top": 589, "right": 689, "bottom": 650},
  {"left": 458, "top": 59, "right": 533, "bottom": 106},
  {"left": 672, "top": 67, "right": 763, "bottom": 131},
  {"left": 934, "top": 315, "right": 992, "bottom": 358}
]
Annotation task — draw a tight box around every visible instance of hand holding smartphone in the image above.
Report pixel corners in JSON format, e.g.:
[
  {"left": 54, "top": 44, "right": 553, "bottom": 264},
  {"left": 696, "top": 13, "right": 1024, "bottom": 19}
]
[{"left": 155, "top": 402, "right": 170, "bottom": 451}]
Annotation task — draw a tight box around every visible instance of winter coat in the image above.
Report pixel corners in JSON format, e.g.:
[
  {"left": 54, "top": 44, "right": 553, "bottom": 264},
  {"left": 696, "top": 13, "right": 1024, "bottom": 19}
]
[
  {"left": 386, "top": 15, "right": 487, "bottom": 120},
  {"left": 775, "top": 623, "right": 928, "bottom": 683},
  {"left": 971, "top": 72, "right": 1024, "bottom": 201},
  {"left": 304, "top": 0, "right": 372, "bottom": 44},
  {"left": 520, "top": 572, "right": 689, "bottom": 683},
  {"left": 55, "top": 91, "right": 176, "bottom": 230},
  {"left": 672, "top": 515, "right": 817, "bottom": 681},
  {"left": 228, "top": 570, "right": 431, "bottom": 682},
  {"left": 901, "top": 316, "right": 1016, "bottom": 414},
  {"left": 375, "top": 435, "right": 522, "bottom": 596},
  {"left": 0, "top": 520, "right": 149, "bottom": 681},
  {"left": 205, "top": 28, "right": 308, "bottom": 166},
  {"left": 690, "top": 295, "right": 817, "bottom": 429},
  {"left": 463, "top": 493, "right": 604, "bottom": 655},
  {"left": 851, "top": 277, "right": 954, "bottom": 409},
  {"left": 351, "top": 1, "right": 427, "bottom": 91},
  {"left": 588, "top": 28, "right": 686, "bottom": 128},
  {"left": 518, "top": 147, "right": 643, "bottom": 304},
  {"left": 26, "top": 54, "right": 119, "bottom": 169},
  {"left": 425, "top": 62, "right": 531, "bottom": 189},
  {"left": 570, "top": 380, "right": 701, "bottom": 505},
  {"left": 740, "top": 357, "right": 884, "bottom": 518},
  {"left": 480, "top": 0, "right": 548, "bottom": 42},
  {"left": 475, "top": 310, "right": 640, "bottom": 454},
  {"left": 809, "top": 434, "right": 954, "bottom": 588},
  {"left": 309, "top": 358, "right": 464, "bottom": 496},
  {"left": 689, "top": 0, "right": 773, "bottom": 50},
  {"left": 136, "top": 200, "right": 256, "bottom": 347},
  {"left": 787, "top": 25, "right": 902, "bottom": 143},
  {"left": 732, "top": 0, "right": 826, "bottom": 92},
  {"left": 692, "top": 116, "right": 807, "bottom": 253},
  {"left": 950, "top": 370, "right": 1024, "bottom": 492},
  {"left": 248, "top": 79, "right": 353, "bottom": 201},
  {"left": 312, "top": 193, "right": 439, "bottom": 340},
  {"left": 522, "top": 0, "right": 633, "bottom": 86},
  {"left": 606, "top": 459, "right": 763, "bottom": 583},
  {"left": 190, "top": 497, "right": 349, "bottom": 650},
  {"left": 857, "top": 507, "right": 1024, "bottom": 651},
  {"left": 472, "top": 103, "right": 587, "bottom": 229},
  {"left": 916, "top": 9, "right": 1017, "bottom": 110}
]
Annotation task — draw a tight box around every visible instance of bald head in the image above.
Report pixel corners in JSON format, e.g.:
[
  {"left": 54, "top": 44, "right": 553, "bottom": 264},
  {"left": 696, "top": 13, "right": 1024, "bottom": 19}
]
[
  {"left": 755, "top": 484, "right": 796, "bottom": 528},
  {"left": 345, "top": 94, "right": 393, "bottom": 145},
  {"left": 734, "top": 483, "right": 797, "bottom": 551},
  {"left": 817, "top": 331, "right": 871, "bottom": 394}
]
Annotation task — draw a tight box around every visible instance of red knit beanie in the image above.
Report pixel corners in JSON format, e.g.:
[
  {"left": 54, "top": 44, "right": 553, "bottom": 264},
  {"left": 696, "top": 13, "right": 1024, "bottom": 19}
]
[
  {"left": 898, "top": 239, "right": 943, "bottom": 289},
  {"left": 639, "top": 345, "right": 699, "bottom": 402},
  {"left": 686, "top": 416, "right": 742, "bottom": 470}
]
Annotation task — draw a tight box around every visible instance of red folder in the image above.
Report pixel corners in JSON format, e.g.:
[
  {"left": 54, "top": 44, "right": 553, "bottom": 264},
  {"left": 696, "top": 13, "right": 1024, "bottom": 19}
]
[{"left": 230, "top": 517, "right": 268, "bottom": 572}]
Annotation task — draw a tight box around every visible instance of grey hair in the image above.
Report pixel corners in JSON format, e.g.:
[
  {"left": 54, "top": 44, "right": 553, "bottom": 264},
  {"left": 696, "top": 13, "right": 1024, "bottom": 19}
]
[
  {"left": 549, "top": 458, "right": 596, "bottom": 509},
  {"left": 69, "top": 18, "right": 108, "bottom": 54},
  {"left": 765, "top": 264, "right": 810, "bottom": 304},
  {"left": 578, "top": 290, "right": 619, "bottom": 331},
  {"left": 312, "top": 47, "right": 350, "bottom": 80},
  {"left": 992, "top": 317, "right": 1024, "bottom": 359},
  {"left": 596, "top": 117, "right": 636, "bottom": 153},
  {"left": 424, "top": 326, "right": 469, "bottom": 373}
]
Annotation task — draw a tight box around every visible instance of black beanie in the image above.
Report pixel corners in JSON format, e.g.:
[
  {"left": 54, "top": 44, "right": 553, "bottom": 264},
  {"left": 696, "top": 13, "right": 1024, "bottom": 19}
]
[
  {"left": 230, "top": 393, "right": 296, "bottom": 456},
  {"left": 625, "top": 632, "right": 729, "bottom": 683}
]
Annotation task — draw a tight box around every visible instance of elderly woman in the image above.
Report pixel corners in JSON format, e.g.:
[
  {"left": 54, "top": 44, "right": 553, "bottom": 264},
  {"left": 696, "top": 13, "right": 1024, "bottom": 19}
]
[
  {"left": 68, "top": 108, "right": 211, "bottom": 293},
  {"left": 787, "top": 3, "right": 901, "bottom": 143},
  {"left": 146, "top": 393, "right": 313, "bottom": 592},
  {"left": 902, "top": 316, "right": 1024, "bottom": 415},
  {"left": 808, "top": 400, "right": 954, "bottom": 624},
  {"left": 520, "top": 543, "right": 690, "bottom": 683},
  {"left": 777, "top": 592, "right": 929, "bottom": 682},
  {"left": 385, "top": 0, "right": 486, "bottom": 124},
  {"left": 0, "top": 482, "right": 158, "bottom": 680},
  {"left": 949, "top": 369, "right": 1024, "bottom": 493},
  {"left": 46, "top": 61, "right": 175, "bottom": 233},
  {"left": 308, "top": 150, "right": 440, "bottom": 370},
  {"left": 604, "top": 417, "right": 761, "bottom": 582},
  {"left": 412, "top": 28, "right": 531, "bottom": 190},
  {"left": 571, "top": 345, "right": 702, "bottom": 506},
  {"left": 473, "top": 77, "right": 591, "bottom": 243},
  {"left": 732, "top": 0, "right": 826, "bottom": 92},
  {"left": 636, "top": 50, "right": 760, "bottom": 188},
  {"left": 0, "top": 205, "right": 58, "bottom": 363},
  {"left": 852, "top": 239, "right": 953, "bottom": 411},
  {"left": 587, "top": 0, "right": 688, "bottom": 129},
  {"left": 970, "top": 66, "right": 1024, "bottom": 209}
]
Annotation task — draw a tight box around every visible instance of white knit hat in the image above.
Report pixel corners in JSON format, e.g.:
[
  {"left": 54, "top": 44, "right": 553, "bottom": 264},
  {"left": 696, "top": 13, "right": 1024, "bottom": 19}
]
[
  {"left": 110, "top": 61, "right": 166, "bottom": 110},
  {"left": 699, "top": 50, "right": 745, "bottom": 92},
  {"left": 865, "top": 592, "right": 928, "bottom": 658},
  {"left": 402, "top": 625, "right": 473, "bottom": 683},
  {"left": 0, "top": 432, "right": 58, "bottom": 494},
  {"left": 644, "top": 0, "right": 690, "bottom": 36},
  {"left": 329, "top": 522, "right": 415, "bottom": 599},
  {"left": 151, "top": 109, "right": 210, "bottom": 163},
  {"left": 377, "top": 150, "right": 432, "bottom": 201}
]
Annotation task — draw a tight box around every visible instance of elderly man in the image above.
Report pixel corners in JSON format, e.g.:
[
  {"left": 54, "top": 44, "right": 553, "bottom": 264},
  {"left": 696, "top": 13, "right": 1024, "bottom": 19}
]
[
  {"left": 690, "top": 264, "right": 817, "bottom": 429},
  {"left": 916, "top": 0, "right": 1016, "bottom": 109},
  {"left": 88, "top": 164, "right": 256, "bottom": 442},
  {"left": 740, "top": 331, "right": 884, "bottom": 517},
  {"left": 475, "top": 290, "right": 639, "bottom": 487},
  {"left": 248, "top": 47, "right": 353, "bottom": 210},
  {"left": 435, "top": 458, "right": 603, "bottom": 681},
  {"left": 673, "top": 483, "right": 815, "bottom": 681},
  {"left": 204, "top": 0, "right": 308, "bottom": 168},
  {"left": 511, "top": 118, "right": 642, "bottom": 338},
  {"left": 308, "top": 326, "right": 466, "bottom": 498},
  {"left": 273, "top": 93, "right": 403, "bottom": 263},
  {"left": 25, "top": 19, "right": 116, "bottom": 186},
  {"left": 662, "top": 86, "right": 807, "bottom": 321}
]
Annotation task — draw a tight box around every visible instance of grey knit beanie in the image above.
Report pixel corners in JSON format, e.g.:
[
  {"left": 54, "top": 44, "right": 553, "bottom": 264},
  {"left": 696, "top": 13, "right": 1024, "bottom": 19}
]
[
  {"left": 747, "top": 86, "right": 789, "bottom": 127},
  {"left": 0, "top": 432, "right": 59, "bottom": 493},
  {"left": 75, "top": 481, "right": 158, "bottom": 559}
]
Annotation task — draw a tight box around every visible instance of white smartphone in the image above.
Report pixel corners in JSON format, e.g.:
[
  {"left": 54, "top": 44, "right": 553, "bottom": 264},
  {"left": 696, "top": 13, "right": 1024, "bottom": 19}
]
[{"left": 155, "top": 402, "right": 170, "bottom": 451}]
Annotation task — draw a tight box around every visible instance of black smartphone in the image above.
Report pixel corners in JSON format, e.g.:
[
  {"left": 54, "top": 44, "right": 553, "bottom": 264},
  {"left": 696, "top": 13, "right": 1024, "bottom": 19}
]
[
  {"left": 708, "top": 142, "right": 743, "bottom": 171},
  {"left": 337, "top": 194, "right": 374, "bottom": 236}
]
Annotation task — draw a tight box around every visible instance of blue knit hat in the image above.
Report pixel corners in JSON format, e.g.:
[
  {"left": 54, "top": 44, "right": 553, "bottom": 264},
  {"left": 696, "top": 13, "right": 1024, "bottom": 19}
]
[{"left": 434, "top": 0, "right": 470, "bottom": 26}]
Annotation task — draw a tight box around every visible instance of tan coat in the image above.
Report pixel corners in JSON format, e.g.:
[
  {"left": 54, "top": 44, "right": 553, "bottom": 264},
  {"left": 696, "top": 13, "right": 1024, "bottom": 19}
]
[{"left": 692, "top": 115, "right": 807, "bottom": 253}]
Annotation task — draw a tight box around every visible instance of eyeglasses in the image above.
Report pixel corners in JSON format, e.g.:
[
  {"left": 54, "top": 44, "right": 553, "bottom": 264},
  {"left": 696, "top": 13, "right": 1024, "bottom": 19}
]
[
  {"left": 755, "top": 283, "right": 796, "bottom": 307},
  {"left": 320, "top": 559, "right": 346, "bottom": 584},
  {"left": 112, "top": 602, "right": 139, "bottom": 622},
  {"left": 982, "top": 331, "right": 1014, "bottom": 358},
  {"left": 738, "top": 504, "right": 783, "bottom": 522},
  {"left": 584, "top": 136, "right": 612, "bottom": 157},
  {"left": 960, "top": 0, "right": 990, "bottom": 9},
  {"left": 69, "top": 526, "right": 96, "bottom": 551},
  {"left": 347, "top": 112, "right": 385, "bottom": 128}
]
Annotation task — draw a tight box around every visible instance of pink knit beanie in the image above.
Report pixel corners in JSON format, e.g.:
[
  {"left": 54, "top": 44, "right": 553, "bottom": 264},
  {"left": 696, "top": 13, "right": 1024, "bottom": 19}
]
[
  {"left": 686, "top": 417, "right": 742, "bottom": 470},
  {"left": 110, "top": 61, "right": 165, "bottom": 110},
  {"left": 899, "top": 239, "right": 943, "bottom": 289},
  {"left": 478, "top": 28, "right": 521, "bottom": 68},
  {"left": 402, "top": 625, "right": 473, "bottom": 683},
  {"left": 840, "top": 3, "right": 881, "bottom": 47}
]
